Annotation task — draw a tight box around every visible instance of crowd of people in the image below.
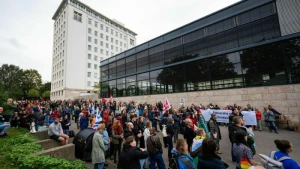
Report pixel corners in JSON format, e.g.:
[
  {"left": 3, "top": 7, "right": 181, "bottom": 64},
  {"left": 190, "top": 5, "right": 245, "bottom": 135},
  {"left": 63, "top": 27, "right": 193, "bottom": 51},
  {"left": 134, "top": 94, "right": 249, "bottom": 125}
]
[{"left": 0, "top": 98, "right": 299, "bottom": 169}]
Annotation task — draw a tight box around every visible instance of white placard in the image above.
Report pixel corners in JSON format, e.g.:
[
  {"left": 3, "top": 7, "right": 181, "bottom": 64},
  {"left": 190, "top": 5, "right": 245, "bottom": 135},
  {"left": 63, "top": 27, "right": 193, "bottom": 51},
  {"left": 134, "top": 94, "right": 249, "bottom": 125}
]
[
  {"left": 179, "top": 98, "right": 185, "bottom": 106},
  {"left": 201, "top": 109, "right": 232, "bottom": 123},
  {"left": 241, "top": 111, "right": 257, "bottom": 125}
]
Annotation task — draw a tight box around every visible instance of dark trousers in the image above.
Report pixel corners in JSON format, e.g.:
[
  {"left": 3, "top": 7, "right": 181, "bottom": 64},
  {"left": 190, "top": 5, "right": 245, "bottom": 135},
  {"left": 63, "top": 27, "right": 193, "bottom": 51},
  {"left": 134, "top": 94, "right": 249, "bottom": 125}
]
[
  {"left": 167, "top": 136, "right": 173, "bottom": 158},
  {"left": 163, "top": 137, "right": 168, "bottom": 147},
  {"left": 113, "top": 144, "right": 121, "bottom": 163},
  {"left": 231, "top": 143, "right": 236, "bottom": 162},
  {"left": 3, "top": 115, "right": 11, "bottom": 122},
  {"left": 139, "top": 136, "right": 145, "bottom": 148},
  {"left": 173, "top": 128, "right": 179, "bottom": 143},
  {"left": 149, "top": 153, "right": 166, "bottom": 169}
]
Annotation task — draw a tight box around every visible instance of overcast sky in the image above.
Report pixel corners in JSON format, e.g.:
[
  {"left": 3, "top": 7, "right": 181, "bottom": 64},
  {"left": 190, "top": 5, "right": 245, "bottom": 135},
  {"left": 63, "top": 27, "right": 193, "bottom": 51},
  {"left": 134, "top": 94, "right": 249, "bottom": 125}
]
[{"left": 0, "top": 0, "right": 240, "bottom": 82}]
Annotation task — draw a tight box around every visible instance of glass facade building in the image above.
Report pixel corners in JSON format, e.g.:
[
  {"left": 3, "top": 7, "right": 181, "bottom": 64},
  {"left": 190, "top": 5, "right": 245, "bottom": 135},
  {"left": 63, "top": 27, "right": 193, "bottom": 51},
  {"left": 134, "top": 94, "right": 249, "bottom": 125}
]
[{"left": 100, "top": 0, "right": 300, "bottom": 98}]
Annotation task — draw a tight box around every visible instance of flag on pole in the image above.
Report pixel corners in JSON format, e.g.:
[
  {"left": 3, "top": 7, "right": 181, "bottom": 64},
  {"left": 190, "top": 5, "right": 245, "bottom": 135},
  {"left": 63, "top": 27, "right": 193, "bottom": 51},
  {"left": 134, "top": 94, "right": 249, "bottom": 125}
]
[
  {"left": 93, "top": 108, "right": 102, "bottom": 130},
  {"left": 101, "top": 98, "right": 107, "bottom": 103},
  {"left": 163, "top": 97, "right": 171, "bottom": 111},
  {"left": 109, "top": 94, "right": 113, "bottom": 101}
]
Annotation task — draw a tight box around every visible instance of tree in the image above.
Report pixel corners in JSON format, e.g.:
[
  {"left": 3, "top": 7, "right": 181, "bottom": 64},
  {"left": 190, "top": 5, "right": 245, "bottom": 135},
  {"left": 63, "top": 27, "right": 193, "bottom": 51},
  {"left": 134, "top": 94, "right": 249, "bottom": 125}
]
[
  {"left": 21, "top": 69, "right": 43, "bottom": 95},
  {"left": 40, "top": 82, "right": 51, "bottom": 95},
  {"left": 93, "top": 82, "right": 101, "bottom": 93},
  {"left": 27, "top": 89, "right": 39, "bottom": 97},
  {"left": 42, "top": 91, "right": 51, "bottom": 98},
  {"left": 0, "top": 64, "right": 24, "bottom": 91}
]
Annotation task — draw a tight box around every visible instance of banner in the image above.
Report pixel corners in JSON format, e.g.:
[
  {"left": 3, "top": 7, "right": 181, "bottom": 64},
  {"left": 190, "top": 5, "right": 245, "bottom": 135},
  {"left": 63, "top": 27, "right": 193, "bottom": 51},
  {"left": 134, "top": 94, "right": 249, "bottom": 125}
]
[
  {"left": 164, "top": 97, "right": 171, "bottom": 110},
  {"left": 201, "top": 109, "right": 232, "bottom": 123},
  {"left": 93, "top": 108, "right": 102, "bottom": 130},
  {"left": 241, "top": 111, "right": 257, "bottom": 125}
]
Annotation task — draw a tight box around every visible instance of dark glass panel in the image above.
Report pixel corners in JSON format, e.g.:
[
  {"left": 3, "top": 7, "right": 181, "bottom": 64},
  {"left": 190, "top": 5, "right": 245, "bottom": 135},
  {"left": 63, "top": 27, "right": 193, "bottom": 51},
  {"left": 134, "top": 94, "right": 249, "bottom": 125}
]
[
  {"left": 158, "top": 65, "right": 185, "bottom": 93},
  {"left": 117, "top": 78, "right": 126, "bottom": 97},
  {"left": 241, "top": 42, "right": 286, "bottom": 86},
  {"left": 100, "top": 81, "right": 109, "bottom": 98},
  {"left": 164, "top": 46, "right": 183, "bottom": 64},
  {"left": 137, "top": 72, "right": 149, "bottom": 81},
  {"left": 108, "top": 80, "right": 116, "bottom": 96},
  {"left": 285, "top": 38, "right": 300, "bottom": 83}
]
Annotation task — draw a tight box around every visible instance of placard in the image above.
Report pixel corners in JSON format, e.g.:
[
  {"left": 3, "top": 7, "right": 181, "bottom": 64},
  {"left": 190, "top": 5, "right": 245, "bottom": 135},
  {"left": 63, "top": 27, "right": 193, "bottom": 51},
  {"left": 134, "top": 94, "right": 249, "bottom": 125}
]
[{"left": 241, "top": 111, "right": 257, "bottom": 125}]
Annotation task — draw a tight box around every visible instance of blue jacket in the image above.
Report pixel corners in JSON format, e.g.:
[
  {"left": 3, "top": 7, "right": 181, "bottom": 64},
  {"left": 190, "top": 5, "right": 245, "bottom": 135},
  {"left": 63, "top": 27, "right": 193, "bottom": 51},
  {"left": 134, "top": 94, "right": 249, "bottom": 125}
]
[
  {"left": 272, "top": 151, "right": 300, "bottom": 169},
  {"left": 80, "top": 116, "right": 87, "bottom": 130},
  {"left": 171, "top": 148, "right": 196, "bottom": 169},
  {"left": 101, "top": 129, "right": 109, "bottom": 151}
]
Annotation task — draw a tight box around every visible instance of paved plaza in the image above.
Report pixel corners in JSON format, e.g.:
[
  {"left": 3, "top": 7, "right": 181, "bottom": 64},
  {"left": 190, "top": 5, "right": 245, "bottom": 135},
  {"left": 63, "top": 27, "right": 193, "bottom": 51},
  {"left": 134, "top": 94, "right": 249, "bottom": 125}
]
[{"left": 70, "top": 122, "right": 300, "bottom": 169}]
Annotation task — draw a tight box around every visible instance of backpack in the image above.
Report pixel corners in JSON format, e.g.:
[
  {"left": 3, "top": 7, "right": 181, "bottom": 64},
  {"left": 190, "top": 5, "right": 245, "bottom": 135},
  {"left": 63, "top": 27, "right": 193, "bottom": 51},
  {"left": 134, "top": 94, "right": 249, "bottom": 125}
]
[
  {"left": 270, "top": 151, "right": 292, "bottom": 163},
  {"left": 168, "top": 156, "right": 179, "bottom": 169},
  {"left": 259, "top": 152, "right": 291, "bottom": 169}
]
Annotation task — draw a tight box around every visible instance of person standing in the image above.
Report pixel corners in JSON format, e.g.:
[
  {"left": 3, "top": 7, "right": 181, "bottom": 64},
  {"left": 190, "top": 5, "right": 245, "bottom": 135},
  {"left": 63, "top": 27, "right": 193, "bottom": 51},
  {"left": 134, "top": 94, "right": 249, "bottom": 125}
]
[
  {"left": 92, "top": 123, "right": 106, "bottom": 169},
  {"left": 111, "top": 120, "right": 123, "bottom": 164},
  {"left": 166, "top": 118, "right": 175, "bottom": 159},
  {"left": 184, "top": 119, "right": 196, "bottom": 153},
  {"left": 170, "top": 109, "right": 180, "bottom": 143},
  {"left": 146, "top": 128, "right": 166, "bottom": 169},
  {"left": 79, "top": 113, "right": 88, "bottom": 130},
  {"left": 255, "top": 108, "right": 262, "bottom": 131},
  {"left": 263, "top": 107, "right": 278, "bottom": 134},
  {"left": 208, "top": 113, "right": 222, "bottom": 154}
]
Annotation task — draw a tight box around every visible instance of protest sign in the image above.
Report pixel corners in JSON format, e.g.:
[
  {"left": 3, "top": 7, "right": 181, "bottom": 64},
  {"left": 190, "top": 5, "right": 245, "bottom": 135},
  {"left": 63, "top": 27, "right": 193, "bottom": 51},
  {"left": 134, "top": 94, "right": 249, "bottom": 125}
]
[
  {"left": 201, "top": 109, "right": 232, "bottom": 123},
  {"left": 179, "top": 98, "right": 185, "bottom": 106},
  {"left": 241, "top": 111, "right": 257, "bottom": 125}
]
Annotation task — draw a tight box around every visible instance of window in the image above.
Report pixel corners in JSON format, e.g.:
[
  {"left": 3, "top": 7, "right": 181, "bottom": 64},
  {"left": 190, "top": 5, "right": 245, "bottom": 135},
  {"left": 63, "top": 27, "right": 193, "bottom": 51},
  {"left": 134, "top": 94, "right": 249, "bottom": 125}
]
[
  {"left": 94, "top": 47, "right": 98, "bottom": 52},
  {"left": 88, "top": 45, "right": 91, "bottom": 51},
  {"left": 124, "top": 36, "right": 127, "bottom": 40},
  {"left": 88, "top": 54, "right": 91, "bottom": 59},
  {"left": 116, "top": 47, "right": 118, "bottom": 52},
  {"left": 100, "top": 41, "right": 103, "bottom": 46},
  {"left": 88, "top": 28, "right": 92, "bottom": 34},
  {"left": 94, "top": 73, "right": 98, "bottom": 78},
  {"left": 120, "top": 42, "right": 123, "bottom": 47},
  {"left": 94, "top": 39, "right": 98, "bottom": 44},
  {"left": 124, "top": 44, "right": 127, "bottom": 48},
  {"left": 120, "top": 34, "right": 123, "bottom": 39},
  {"left": 73, "top": 11, "right": 82, "bottom": 22},
  {"left": 106, "top": 36, "right": 109, "bottom": 41},
  {"left": 94, "top": 64, "right": 97, "bottom": 69},
  {"left": 100, "top": 57, "right": 103, "bottom": 61},
  {"left": 94, "top": 55, "right": 98, "bottom": 61},
  {"left": 88, "top": 36, "right": 91, "bottom": 42},
  {"left": 94, "top": 31, "right": 98, "bottom": 36},
  {"left": 88, "top": 63, "right": 91, "bottom": 68},
  {"left": 120, "top": 48, "right": 123, "bottom": 52},
  {"left": 88, "top": 18, "right": 92, "bottom": 24},
  {"left": 100, "top": 33, "right": 103, "bottom": 38},
  {"left": 111, "top": 29, "right": 113, "bottom": 35},
  {"left": 111, "top": 45, "right": 114, "bottom": 50},
  {"left": 88, "top": 72, "right": 91, "bottom": 77},
  {"left": 62, "top": 60, "right": 64, "bottom": 66},
  {"left": 106, "top": 27, "right": 108, "bottom": 32},
  {"left": 95, "top": 21, "right": 98, "bottom": 27},
  {"left": 106, "top": 43, "right": 108, "bottom": 48},
  {"left": 116, "top": 32, "right": 118, "bottom": 37},
  {"left": 111, "top": 38, "right": 114, "bottom": 43},
  {"left": 111, "top": 52, "right": 114, "bottom": 56},
  {"left": 130, "top": 39, "right": 134, "bottom": 45},
  {"left": 87, "top": 81, "right": 91, "bottom": 86},
  {"left": 100, "top": 24, "right": 103, "bottom": 30},
  {"left": 106, "top": 51, "right": 109, "bottom": 56}
]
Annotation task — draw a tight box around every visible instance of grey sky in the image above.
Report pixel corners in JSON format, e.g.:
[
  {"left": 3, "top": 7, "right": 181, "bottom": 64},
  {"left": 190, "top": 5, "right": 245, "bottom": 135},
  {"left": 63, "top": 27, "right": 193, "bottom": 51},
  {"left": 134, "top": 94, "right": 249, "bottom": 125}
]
[{"left": 0, "top": 0, "right": 239, "bottom": 82}]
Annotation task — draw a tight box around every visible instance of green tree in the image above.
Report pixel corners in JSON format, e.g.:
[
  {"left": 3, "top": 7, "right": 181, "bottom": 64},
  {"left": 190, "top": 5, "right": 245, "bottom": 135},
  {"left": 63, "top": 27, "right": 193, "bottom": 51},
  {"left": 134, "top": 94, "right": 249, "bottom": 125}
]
[
  {"left": 27, "top": 89, "right": 39, "bottom": 97},
  {"left": 42, "top": 91, "right": 51, "bottom": 98},
  {"left": 21, "top": 69, "right": 42, "bottom": 95},
  {"left": 93, "top": 82, "right": 101, "bottom": 93},
  {"left": 40, "top": 82, "right": 51, "bottom": 95}
]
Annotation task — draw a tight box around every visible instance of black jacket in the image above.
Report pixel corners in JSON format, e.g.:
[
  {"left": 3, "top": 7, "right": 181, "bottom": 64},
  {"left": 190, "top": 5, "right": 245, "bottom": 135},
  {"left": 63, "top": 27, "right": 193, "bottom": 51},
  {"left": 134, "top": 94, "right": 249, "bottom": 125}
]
[
  {"left": 184, "top": 127, "right": 195, "bottom": 145},
  {"left": 123, "top": 129, "right": 134, "bottom": 139},
  {"left": 166, "top": 124, "right": 174, "bottom": 136},
  {"left": 197, "top": 153, "right": 228, "bottom": 169},
  {"left": 118, "top": 145, "right": 149, "bottom": 169}
]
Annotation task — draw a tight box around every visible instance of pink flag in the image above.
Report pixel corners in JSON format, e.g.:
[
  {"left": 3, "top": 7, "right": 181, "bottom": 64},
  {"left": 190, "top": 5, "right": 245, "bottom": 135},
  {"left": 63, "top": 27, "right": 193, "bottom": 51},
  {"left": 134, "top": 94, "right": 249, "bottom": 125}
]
[
  {"left": 109, "top": 94, "right": 113, "bottom": 101},
  {"left": 164, "top": 97, "right": 171, "bottom": 110}
]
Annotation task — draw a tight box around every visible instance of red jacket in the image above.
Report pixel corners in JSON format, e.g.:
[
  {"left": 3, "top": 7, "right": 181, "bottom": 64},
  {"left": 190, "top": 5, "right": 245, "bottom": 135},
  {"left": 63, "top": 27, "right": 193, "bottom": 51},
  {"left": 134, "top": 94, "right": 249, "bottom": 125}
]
[{"left": 256, "top": 110, "right": 262, "bottom": 120}]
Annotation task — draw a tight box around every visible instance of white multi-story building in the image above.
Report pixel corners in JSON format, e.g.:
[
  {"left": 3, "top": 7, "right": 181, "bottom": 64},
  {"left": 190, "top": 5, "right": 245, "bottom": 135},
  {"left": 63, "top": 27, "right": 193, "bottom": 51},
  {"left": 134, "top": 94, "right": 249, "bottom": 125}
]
[{"left": 50, "top": 0, "right": 137, "bottom": 100}]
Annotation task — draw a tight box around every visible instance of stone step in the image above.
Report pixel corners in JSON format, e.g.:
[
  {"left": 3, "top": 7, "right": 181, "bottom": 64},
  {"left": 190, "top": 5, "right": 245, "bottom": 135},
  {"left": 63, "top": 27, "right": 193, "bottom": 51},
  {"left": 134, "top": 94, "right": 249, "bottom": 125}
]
[
  {"left": 34, "top": 138, "right": 74, "bottom": 150},
  {"left": 30, "top": 130, "right": 49, "bottom": 140},
  {"left": 34, "top": 143, "right": 76, "bottom": 160}
]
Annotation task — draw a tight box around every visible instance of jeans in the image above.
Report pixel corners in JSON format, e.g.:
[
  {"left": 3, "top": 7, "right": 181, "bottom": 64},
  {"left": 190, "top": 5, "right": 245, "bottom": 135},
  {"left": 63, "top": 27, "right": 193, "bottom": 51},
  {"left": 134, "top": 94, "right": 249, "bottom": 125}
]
[
  {"left": 93, "top": 163, "right": 104, "bottom": 169},
  {"left": 149, "top": 153, "right": 166, "bottom": 169},
  {"left": 167, "top": 136, "right": 173, "bottom": 158},
  {"left": 173, "top": 129, "right": 179, "bottom": 143},
  {"left": 256, "top": 120, "right": 262, "bottom": 130},
  {"left": 267, "top": 121, "right": 278, "bottom": 133},
  {"left": 231, "top": 143, "right": 236, "bottom": 162},
  {"left": 64, "top": 129, "right": 69, "bottom": 135},
  {"left": 113, "top": 144, "right": 121, "bottom": 163},
  {"left": 0, "top": 123, "right": 10, "bottom": 135},
  {"left": 44, "top": 115, "right": 50, "bottom": 126}
]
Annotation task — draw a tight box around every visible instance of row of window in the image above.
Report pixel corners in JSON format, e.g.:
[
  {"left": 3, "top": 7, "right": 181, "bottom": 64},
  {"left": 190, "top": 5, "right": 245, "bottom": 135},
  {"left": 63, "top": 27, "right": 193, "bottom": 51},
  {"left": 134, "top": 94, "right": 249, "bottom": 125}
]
[
  {"left": 101, "top": 13, "right": 280, "bottom": 80},
  {"left": 87, "top": 72, "right": 98, "bottom": 78},
  {"left": 53, "top": 60, "right": 64, "bottom": 72},
  {"left": 100, "top": 38, "right": 300, "bottom": 97},
  {"left": 88, "top": 35, "right": 125, "bottom": 47},
  {"left": 87, "top": 81, "right": 98, "bottom": 87},
  {"left": 52, "top": 80, "right": 64, "bottom": 90},
  {"left": 87, "top": 38, "right": 124, "bottom": 53},
  {"left": 88, "top": 63, "right": 98, "bottom": 69},
  {"left": 88, "top": 45, "right": 118, "bottom": 57},
  {"left": 52, "top": 69, "right": 64, "bottom": 80},
  {"left": 51, "top": 90, "right": 64, "bottom": 97},
  {"left": 87, "top": 28, "right": 127, "bottom": 47}
]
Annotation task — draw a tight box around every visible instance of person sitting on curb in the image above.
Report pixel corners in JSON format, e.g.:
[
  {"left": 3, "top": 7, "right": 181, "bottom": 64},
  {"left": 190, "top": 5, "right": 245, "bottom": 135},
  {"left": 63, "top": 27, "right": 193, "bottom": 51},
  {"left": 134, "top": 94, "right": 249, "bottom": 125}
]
[
  {"left": 0, "top": 107, "right": 10, "bottom": 138},
  {"left": 48, "top": 116, "right": 69, "bottom": 145}
]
